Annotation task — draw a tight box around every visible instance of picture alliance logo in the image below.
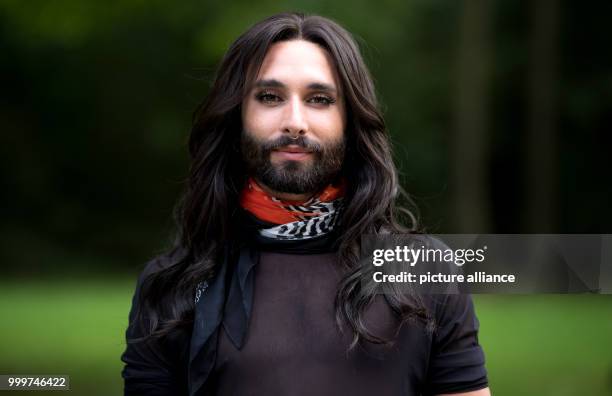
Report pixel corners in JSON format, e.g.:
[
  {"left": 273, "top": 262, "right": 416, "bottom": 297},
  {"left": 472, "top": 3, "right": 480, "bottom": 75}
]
[{"left": 372, "top": 245, "right": 488, "bottom": 267}]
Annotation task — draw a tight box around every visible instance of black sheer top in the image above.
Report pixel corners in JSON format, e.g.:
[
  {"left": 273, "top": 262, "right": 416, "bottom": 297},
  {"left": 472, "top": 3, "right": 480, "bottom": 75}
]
[{"left": 209, "top": 251, "right": 488, "bottom": 396}]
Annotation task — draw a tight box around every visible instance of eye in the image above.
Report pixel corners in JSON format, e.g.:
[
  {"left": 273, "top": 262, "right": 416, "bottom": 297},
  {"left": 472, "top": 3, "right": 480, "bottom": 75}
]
[
  {"left": 255, "top": 91, "right": 283, "bottom": 104},
  {"left": 308, "top": 95, "right": 336, "bottom": 106}
]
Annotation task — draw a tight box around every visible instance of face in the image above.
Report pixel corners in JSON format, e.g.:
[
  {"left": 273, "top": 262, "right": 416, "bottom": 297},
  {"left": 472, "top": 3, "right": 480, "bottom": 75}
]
[{"left": 241, "top": 39, "right": 346, "bottom": 196}]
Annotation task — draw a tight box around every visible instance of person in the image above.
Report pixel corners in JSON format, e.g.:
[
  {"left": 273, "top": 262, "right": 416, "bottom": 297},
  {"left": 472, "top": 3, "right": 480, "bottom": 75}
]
[{"left": 121, "top": 12, "right": 490, "bottom": 396}]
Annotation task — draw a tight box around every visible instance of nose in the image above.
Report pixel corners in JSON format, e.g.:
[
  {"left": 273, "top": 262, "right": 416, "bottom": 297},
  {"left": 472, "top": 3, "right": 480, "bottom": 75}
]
[{"left": 281, "top": 95, "right": 308, "bottom": 138}]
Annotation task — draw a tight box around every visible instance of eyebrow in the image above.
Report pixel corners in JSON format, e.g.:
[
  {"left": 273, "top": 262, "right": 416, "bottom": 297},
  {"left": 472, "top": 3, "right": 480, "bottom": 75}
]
[{"left": 253, "top": 78, "right": 338, "bottom": 94}]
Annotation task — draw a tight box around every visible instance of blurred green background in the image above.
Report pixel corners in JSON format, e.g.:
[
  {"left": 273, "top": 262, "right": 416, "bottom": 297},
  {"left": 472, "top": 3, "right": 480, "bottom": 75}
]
[{"left": 1, "top": 0, "right": 610, "bottom": 395}]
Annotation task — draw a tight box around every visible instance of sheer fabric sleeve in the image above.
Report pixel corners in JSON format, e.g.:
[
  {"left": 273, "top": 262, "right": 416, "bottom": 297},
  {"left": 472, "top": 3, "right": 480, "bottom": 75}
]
[{"left": 423, "top": 294, "right": 488, "bottom": 395}]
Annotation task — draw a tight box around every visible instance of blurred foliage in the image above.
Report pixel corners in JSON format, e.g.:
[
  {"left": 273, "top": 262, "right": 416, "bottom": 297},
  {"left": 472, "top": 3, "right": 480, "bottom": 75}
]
[{"left": 1, "top": 1, "right": 611, "bottom": 270}]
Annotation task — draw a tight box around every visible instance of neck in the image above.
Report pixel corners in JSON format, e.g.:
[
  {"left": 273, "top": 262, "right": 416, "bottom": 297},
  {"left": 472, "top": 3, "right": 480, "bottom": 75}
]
[{"left": 254, "top": 178, "right": 315, "bottom": 202}]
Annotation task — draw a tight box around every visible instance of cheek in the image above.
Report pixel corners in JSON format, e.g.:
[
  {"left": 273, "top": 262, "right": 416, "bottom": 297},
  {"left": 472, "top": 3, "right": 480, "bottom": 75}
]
[
  {"left": 243, "top": 103, "right": 281, "bottom": 138},
  {"left": 309, "top": 109, "right": 345, "bottom": 140}
]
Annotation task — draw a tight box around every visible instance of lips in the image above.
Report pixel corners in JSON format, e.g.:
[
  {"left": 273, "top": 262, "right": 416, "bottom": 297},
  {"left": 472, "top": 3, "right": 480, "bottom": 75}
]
[
  {"left": 273, "top": 145, "right": 312, "bottom": 154},
  {"left": 272, "top": 145, "right": 313, "bottom": 160}
]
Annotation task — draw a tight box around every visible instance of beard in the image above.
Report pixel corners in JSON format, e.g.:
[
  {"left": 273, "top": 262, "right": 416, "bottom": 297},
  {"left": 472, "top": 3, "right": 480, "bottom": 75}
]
[{"left": 240, "top": 131, "right": 345, "bottom": 195}]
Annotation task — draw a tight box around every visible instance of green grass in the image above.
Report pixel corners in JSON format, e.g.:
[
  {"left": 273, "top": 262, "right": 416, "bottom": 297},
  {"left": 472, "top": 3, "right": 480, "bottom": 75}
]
[
  {"left": 0, "top": 278, "right": 135, "bottom": 395},
  {"left": 474, "top": 295, "right": 612, "bottom": 395},
  {"left": 0, "top": 280, "right": 611, "bottom": 395}
]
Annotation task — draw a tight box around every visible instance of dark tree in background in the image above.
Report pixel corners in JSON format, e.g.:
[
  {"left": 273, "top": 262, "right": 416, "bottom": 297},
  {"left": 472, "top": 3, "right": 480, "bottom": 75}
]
[
  {"left": 525, "top": 0, "right": 560, "bottom": 233},
  {"left": 451, "top": 0, "right": 492, "bottom": 233}
]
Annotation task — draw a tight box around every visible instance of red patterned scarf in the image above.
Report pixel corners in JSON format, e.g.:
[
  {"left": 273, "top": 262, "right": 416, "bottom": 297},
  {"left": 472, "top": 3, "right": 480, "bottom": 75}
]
[{"left": 240, "top": 177, "right": 346, "bottom": 240}]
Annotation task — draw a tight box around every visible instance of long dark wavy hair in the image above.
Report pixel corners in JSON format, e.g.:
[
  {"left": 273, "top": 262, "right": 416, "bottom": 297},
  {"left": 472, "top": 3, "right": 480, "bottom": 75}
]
[{"left": 135, "top": 12, "right": 429, "bottom": 349}]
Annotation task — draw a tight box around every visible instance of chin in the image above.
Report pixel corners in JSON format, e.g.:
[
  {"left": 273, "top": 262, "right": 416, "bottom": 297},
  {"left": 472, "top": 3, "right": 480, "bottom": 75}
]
[{"left": 274, "top": 160, "right": 311, "bottom": 172}]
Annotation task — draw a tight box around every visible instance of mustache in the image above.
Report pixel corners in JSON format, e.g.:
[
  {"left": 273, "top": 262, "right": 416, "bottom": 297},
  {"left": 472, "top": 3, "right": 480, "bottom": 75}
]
[{"left": 260, "top": 135, "right": 323, "bottom": 153}]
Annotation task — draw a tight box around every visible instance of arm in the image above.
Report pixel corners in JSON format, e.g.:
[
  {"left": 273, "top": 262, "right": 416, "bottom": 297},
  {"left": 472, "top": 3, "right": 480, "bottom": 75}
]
[
  {"left": 424, "top": 293, "right": 490, "bottom": 396},
  {"left": 438, "top": 387, "right": 491, "bottom": 396},
  {"left": 121, "top": 259, "right": 189, "bottom": 395}
]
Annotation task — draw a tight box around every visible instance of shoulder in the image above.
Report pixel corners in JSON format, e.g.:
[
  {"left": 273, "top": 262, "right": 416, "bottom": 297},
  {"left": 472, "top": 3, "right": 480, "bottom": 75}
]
[
  {"left": 137, "top": 247, "right": 189, "bottom": 283},
  {"left": 127, "top": 247, "right": 189, "bottom": 328}
]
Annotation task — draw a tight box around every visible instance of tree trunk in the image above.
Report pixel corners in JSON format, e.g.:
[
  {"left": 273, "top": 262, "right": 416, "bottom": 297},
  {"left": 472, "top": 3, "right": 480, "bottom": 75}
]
[
  {"left": 451, "top": 0, "right": 492, "bottom": 233},
  {"left": 525, "top": 0, "right": 560, "bottom": 232}
]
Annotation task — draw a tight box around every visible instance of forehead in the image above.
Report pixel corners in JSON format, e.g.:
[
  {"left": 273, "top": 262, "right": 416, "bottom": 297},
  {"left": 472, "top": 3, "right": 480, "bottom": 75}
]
[{"left": 255, "top": 40, "right": 340, "bottom": 88}]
